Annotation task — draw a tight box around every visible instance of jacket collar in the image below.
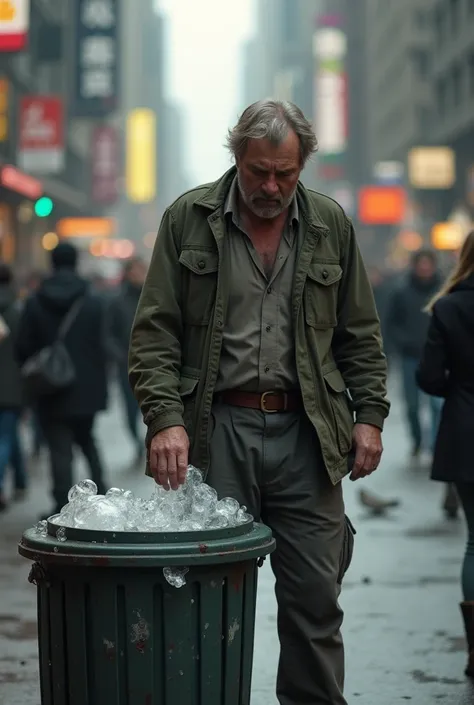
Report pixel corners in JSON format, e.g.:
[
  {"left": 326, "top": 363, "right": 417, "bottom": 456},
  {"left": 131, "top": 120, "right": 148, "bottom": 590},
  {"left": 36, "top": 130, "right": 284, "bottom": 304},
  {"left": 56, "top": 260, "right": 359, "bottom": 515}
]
[{"left": 194, "top": 165, "right": 329, "bottom": 234}]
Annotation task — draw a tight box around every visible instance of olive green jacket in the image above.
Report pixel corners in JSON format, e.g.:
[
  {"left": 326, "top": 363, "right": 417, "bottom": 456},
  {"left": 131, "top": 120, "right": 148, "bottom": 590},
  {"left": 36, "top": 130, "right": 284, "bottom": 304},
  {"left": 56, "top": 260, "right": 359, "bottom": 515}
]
[{"left": 129, "top": 167, "right": 390, "bottom": 484}]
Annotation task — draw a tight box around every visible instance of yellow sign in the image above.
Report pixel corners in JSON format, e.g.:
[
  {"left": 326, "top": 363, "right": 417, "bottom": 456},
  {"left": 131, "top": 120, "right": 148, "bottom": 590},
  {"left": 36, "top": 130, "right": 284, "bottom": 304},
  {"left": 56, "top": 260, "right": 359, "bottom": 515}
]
[
  {"left": 126, "top": 108, "right": 156, "bottom": 204},
  {"left": 0, "top": 78, "right": 8, "bottom": 142},
  {"left": 408, "top": 147, "right": 455, "bottom": 189},
  {"left": 431, "top": 222, "right": 465, "bottom": 250},
  {"left": 0, "top": 1, "right": 16, "bottom": 23},
  {"left": 57, "top": 217, "right": 116, "bottom": 239}
]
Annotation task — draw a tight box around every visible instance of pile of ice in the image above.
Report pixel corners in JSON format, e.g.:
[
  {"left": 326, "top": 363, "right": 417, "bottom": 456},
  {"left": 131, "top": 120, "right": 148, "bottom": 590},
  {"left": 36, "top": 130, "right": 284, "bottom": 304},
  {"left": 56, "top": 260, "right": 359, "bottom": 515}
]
[{"left": 42, "top": 466, "right": 253, "bottom": 534}]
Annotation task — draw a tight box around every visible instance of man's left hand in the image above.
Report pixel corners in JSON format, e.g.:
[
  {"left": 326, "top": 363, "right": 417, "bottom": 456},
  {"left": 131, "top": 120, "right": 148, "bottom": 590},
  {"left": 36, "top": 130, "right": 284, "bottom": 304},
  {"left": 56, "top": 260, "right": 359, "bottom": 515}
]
[{"left": 349, "top": 423, "right": 383, "bottom": 481}]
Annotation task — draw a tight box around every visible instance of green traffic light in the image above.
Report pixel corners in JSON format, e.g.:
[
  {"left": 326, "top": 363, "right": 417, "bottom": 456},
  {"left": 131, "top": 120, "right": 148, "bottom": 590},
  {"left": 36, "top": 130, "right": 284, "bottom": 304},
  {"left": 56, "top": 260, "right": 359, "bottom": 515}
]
[{"left": 34, "top": 197, "right": 54, "bottom": 218}]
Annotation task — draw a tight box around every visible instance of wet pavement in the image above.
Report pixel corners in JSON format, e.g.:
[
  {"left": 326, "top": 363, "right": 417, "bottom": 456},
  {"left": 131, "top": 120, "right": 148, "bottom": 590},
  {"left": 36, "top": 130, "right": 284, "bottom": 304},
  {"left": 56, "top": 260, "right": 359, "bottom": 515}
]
[{"left": 1, "top": 377, "right": 473, "bottom": 704}]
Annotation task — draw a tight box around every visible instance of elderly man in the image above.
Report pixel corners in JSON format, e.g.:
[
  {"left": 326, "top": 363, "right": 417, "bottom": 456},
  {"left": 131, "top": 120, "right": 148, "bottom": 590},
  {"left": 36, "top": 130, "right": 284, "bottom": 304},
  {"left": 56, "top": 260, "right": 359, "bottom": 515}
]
[{"left": 129, "top": 100, "right": 389, "bottom": 705}]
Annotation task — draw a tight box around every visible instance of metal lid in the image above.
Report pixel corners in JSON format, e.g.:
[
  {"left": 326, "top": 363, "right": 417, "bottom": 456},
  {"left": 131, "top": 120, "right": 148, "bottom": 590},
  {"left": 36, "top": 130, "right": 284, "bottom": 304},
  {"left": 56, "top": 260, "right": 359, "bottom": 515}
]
[{"left": 18, "top": 518, "right": 275, "bottom": 567}]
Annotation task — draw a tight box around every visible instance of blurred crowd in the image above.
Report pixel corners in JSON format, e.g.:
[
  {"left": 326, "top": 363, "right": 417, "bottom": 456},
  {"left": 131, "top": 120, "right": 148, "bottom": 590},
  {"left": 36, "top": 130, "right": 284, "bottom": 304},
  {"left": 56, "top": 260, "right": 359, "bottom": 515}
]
[{"left": 0, "top": 244, "right": 148, "bottom": 515}]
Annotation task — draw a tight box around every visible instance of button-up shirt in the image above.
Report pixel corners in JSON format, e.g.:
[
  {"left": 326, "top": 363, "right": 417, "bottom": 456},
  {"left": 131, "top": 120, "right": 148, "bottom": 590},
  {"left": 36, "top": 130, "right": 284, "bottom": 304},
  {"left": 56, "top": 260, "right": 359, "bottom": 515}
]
[{"left": 215, "top": 177, "right": 300, "bottom": 393}]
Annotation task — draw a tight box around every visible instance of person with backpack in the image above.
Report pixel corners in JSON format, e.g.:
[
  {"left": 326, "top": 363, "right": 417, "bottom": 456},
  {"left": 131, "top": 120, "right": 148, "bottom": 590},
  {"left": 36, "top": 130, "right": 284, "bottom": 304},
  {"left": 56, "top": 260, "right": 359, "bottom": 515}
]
[
  {"left": 16, "top": 243, "right": 108, "bottom": 517},
  {"left": 0, "top": 263, "right": 27, "bottom": 511}
]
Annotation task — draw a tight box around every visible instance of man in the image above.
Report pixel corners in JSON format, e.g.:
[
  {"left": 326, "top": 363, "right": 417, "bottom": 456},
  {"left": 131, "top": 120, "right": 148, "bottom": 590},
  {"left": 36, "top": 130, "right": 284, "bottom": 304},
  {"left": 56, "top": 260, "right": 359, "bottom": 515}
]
[
  {"left": 16, "top": 243, "right": 108, "bottom": 517},
  {"left": 109, "top": 257, "right": 147, "bottom": 465},
  {"left": 129, "top": 100, "right": 389, "bottom": 705},
  {"left": 386, "top": 249, "right": 443, "bottom": 457}
]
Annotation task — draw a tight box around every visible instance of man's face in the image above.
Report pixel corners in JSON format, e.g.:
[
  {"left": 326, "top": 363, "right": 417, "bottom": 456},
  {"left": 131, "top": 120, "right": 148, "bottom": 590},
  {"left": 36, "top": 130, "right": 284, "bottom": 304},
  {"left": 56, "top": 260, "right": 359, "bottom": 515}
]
[
  {"left": 414, "top": 256, "right": 436, "bottom": 281},
  {"left": 127, "top": 261, "right": 147, "bottom": 287},
  {"left": 236, "top": 130, "right": 302, "bottom": 219}
]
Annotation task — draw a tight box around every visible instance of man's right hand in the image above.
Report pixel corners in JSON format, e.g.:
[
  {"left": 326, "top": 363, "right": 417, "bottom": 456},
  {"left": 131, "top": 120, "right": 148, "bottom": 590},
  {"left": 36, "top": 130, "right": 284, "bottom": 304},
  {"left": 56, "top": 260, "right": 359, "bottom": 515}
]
[{"left": 149, "top": 426, "right": 189, "bottom": 490}]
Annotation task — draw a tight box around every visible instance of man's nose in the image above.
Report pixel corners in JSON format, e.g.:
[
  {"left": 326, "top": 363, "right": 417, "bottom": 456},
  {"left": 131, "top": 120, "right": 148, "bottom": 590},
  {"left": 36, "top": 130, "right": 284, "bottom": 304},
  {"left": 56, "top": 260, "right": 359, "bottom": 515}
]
[{"left": 261, "top": 177, "right": 279, "bottom": 196}]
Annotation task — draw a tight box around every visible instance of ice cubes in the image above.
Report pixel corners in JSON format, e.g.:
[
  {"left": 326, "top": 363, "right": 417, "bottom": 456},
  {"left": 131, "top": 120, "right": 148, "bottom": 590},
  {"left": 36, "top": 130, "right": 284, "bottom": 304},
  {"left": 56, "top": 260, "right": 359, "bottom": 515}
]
[
  {"left": 163, "top": 567, "right": 189, "bottom": 588},
  {"left": 46, "top": 465, "right": 253, "bottom": 534}
]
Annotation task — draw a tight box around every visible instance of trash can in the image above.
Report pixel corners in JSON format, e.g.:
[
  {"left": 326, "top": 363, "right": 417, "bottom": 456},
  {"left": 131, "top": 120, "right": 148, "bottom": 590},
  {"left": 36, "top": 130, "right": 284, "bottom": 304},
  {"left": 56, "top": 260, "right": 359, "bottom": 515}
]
[{"left": 19, "top": 517, "right": 275, "bottom": 705}]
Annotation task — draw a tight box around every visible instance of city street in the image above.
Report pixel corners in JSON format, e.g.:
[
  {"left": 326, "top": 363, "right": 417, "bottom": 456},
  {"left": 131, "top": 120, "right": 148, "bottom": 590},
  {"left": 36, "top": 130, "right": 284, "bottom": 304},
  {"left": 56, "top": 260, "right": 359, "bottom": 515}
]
[{"left": 0, "top": 377, "right": 473, "bottom": 705}]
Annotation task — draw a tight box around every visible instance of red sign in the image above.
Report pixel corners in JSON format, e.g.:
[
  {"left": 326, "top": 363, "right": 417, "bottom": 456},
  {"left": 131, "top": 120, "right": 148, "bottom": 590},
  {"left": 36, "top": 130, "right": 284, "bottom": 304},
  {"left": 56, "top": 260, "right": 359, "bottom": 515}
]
[
  {"left": 91, "top": 125, "right": 119, "bottom": 204},
  {"left": 0, "top": 0, "right": 30, "bottom": 52},
  {"left": 0, "top": 164, "right": 42, "bottom": 199},
  {"left": 358, "top": 186, "right": 406, "bottom": 226},
  {"left": 18, "top": 96, "right": 64, "bottom": 174}
]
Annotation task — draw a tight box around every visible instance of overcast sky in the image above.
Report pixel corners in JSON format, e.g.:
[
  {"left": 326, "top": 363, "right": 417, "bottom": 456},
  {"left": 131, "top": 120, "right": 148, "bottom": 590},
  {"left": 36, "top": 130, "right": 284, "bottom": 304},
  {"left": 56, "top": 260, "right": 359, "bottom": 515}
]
[{"left": 158, "top": 0, "right": 255, "bottom": 184}]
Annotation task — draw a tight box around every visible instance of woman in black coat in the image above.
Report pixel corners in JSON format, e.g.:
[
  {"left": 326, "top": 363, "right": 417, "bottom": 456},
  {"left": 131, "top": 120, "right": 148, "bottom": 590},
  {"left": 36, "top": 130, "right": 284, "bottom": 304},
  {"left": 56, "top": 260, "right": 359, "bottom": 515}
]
[{"left": 417, "top": 230, "right": 474, "bottom": 679}]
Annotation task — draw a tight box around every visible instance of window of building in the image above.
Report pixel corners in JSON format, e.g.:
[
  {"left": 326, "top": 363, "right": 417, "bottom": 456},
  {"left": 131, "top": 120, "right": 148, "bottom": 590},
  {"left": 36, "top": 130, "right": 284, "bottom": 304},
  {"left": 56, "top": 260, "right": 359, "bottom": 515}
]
[
  {"left": 449, "top": 0, "right": 461, "bottom": 32},
  {"left": 414, "top": 9, "right": 426, "bottom": 28},
  {"left": 435, "top": 5, "right": 445, "bottom": 44},
  {"left": 436, "top": 77, "right": 447, "bottom": 116},
  {"left": 281, "top": 0, "right": 297, "bottom": 43},
  {"left": 451, "top": 63, "right": 463, "bottom": 106},
  {"left": 414, "top": 50, "right": 430, "bottom": 79}
]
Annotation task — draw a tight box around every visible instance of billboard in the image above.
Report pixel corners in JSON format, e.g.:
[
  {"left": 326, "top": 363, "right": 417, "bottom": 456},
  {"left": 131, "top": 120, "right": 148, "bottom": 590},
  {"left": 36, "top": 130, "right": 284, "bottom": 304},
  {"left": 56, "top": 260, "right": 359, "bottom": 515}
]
[
  {"left": 313, "top": 15, "right": 347, "bottom": 181},
  {"left": 408, "top": 147, "right": 455, "bottom": 189},
  {"left": 73, "top": 0, "right": 119, "bottom": 117},
  {"left": 0, "top": 0, "right": 29, "bottom": 52},
  {"left": 18, "top": 96, "right": 64, "bottom": 174}
]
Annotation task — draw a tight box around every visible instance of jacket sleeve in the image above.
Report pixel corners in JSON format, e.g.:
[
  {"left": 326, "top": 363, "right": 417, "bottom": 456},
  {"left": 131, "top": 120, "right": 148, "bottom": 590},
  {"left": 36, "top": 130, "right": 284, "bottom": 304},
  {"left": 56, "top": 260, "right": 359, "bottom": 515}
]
[
  {"left": 416, "top": 307, "right": 448, "bottom": 397},
  {"left": 332, "top": 218, "right": 390, "bottom": 429},
  {"left": 129, "top": 208, "right": 184, "bottom": 443}
]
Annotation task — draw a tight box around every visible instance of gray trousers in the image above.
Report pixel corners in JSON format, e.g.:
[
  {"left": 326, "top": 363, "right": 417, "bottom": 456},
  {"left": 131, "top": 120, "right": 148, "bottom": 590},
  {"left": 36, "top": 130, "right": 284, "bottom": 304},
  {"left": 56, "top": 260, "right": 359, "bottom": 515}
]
[{"left": 206, "top": 403, "right": 348, "bottom": 705}]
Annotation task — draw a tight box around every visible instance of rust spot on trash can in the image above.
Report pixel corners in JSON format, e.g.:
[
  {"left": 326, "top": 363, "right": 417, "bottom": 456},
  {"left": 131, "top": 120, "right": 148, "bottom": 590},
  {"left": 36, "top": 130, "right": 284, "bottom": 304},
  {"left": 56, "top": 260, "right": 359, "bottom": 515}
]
[
  {"left": 199, "top": 543, "right": 208, "bottom": 554},
  {"left": 92, "top": 557, "right": 109, "bottom": 567}
]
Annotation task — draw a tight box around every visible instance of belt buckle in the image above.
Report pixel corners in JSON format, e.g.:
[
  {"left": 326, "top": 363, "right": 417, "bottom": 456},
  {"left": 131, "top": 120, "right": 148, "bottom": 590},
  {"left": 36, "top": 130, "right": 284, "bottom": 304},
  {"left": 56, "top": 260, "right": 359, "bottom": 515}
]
[{"left": 260, "top": 391, "right": 287, "bottom": 413}]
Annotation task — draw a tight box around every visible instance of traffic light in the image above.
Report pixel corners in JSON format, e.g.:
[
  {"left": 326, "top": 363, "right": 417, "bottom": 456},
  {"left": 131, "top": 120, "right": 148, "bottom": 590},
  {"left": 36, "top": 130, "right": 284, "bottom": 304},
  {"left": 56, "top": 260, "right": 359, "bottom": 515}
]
[{"left": 34, "top": 196, "right": 54, "bottom": 218}]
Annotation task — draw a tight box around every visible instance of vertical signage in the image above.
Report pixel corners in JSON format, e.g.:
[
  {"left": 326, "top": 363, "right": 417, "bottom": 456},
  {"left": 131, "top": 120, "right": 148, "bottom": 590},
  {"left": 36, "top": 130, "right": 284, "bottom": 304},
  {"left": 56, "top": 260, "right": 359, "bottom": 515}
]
[
  {"left": 126, "top": 109, "right": 156, "bottom": 204},
  {"left": 0, "top": 0, "right": 29, "bottom": 52},
  {"left": 0, "top": 78, "right": 9, "bottom": 141},
  {"left": 18, "top": 96, "right": 64, "bottom": 174},
  {"left": 73, "top": 0, "right": 119, "bottom": 117},
  {"left": 91, "top": 124, "right": 119, "bottom": 204},
  {"left": 313, "top": 15, "right": 348, "bottom": 181}
]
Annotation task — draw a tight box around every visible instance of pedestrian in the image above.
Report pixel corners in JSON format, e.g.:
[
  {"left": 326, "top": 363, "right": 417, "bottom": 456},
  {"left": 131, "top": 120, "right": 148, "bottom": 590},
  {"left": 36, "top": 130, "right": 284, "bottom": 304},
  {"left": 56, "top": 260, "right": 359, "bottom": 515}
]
[
  {"left": 129, "top": 99, "right": 390, "bottom": 705},
  {"left": 109, "top": 257, "right": 147, "bottom": 466},
  {"left": 0, "top": 263, "right": 27, "bottom": 511},
  {"left": 386, "top": 249, "right": 444, "bottom": 458},
  {"left": 417, "top": 231, "right": 474, "bottom": 678},
  {"left": 16, "top": 243, "right": 108, "bottom": 518}
]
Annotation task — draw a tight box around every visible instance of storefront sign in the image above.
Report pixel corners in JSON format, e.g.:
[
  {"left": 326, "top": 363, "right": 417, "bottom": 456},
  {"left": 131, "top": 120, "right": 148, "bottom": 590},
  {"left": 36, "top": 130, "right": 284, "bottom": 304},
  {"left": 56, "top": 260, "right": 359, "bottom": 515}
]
[
  {"left": 73, "top": 0, "right": 119, "bottom": 117},
  {"left": 0, "top": 164, "right": 42, "bottom": 199},
  {"left": 126, "top": 108, "right": 156, "bottom": 204},
  {"left": 408, "top": 147, "right": 455, "bottom": 189},
  {"left": 91, "top": 124, "right": 118, "bottom": 204},
  {"left": 18, "top": 96, "right": 64, "bottom": 174},
  {"left": 57, "top": 217, "right": 116, "bottom": 238},
  {"left": 358, "top": 186, "right": 406, "bottom": 225},
  {"left": 431, "top": 222, "right": 465, "bottom": 250},
  {"left": 0, "top": 0, "right": 29, "bottom": 52}
]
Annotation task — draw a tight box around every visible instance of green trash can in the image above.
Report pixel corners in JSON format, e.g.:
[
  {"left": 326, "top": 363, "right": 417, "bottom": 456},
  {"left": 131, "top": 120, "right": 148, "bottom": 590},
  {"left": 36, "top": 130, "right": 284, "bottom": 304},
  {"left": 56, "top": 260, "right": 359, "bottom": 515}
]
[{"left": 19, "top": 516, "right": 275, "bottom": 705}]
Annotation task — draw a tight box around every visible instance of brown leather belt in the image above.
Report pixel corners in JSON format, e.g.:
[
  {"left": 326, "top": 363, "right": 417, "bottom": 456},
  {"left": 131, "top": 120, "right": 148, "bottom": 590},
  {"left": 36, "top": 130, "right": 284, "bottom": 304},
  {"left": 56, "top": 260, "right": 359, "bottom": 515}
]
[{"left": 216, "top": 390, "right": 302, "bottom": 413}]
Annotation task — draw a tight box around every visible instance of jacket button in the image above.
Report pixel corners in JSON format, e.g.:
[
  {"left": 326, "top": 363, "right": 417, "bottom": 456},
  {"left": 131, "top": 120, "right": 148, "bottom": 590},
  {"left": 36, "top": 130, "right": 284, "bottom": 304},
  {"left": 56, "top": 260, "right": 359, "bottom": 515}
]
[
  {"left": 198, "top": 260, "right": 205, "bottom": 270},
  {"left": 322, "top": 269, "right": 329, "bottom": 279}
]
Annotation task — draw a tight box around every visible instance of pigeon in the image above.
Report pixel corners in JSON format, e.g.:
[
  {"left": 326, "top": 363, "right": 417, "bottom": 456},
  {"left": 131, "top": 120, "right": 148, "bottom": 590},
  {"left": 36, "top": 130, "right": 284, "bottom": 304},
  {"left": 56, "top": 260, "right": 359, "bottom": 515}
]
[{"left": 358, "top": 488, "right": 401, "bottom": 516}]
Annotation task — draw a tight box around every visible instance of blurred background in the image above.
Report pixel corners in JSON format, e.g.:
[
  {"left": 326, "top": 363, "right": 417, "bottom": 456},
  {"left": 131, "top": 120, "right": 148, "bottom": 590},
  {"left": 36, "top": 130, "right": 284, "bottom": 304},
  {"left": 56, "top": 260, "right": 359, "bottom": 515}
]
[{"left": 0, "top": 0, "right": 472, "bottom": 285}]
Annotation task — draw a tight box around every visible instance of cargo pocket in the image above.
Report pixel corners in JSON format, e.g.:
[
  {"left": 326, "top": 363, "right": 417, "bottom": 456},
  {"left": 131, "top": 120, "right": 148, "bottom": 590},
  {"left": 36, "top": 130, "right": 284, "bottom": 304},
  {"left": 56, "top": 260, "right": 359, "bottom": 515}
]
[
  {"left": 323, "top": 367, "right": 353, "bottom": 454},
  {"left": 180, "top": 367, "right": 200, "bottom": 440},
  {"left": 304, "top": 263, "right": 342, "bottom": 329},
  {"left": 337, "top": 515, "right": 356, "bottom": 584},
  {"left": 179, "top": 249, "right": 219, "bottom": 325}
]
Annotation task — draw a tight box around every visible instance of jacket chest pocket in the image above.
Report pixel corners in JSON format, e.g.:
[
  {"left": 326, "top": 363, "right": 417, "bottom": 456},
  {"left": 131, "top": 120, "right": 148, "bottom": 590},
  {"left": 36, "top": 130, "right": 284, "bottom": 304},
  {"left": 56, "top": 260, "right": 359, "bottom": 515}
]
[
  {"left": 179, "top": 249, "right": 218, "bottom": 325},
  {"left": 304, "top": 262, "right": 342, "bottom": 329}
]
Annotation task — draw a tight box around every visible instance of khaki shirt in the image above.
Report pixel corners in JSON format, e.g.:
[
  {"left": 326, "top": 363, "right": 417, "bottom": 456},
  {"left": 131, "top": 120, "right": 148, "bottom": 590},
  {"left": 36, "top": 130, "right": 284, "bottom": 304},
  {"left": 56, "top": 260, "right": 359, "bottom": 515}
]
[{"left": 214, "top": 177, "right": 300, "bottom": 393}]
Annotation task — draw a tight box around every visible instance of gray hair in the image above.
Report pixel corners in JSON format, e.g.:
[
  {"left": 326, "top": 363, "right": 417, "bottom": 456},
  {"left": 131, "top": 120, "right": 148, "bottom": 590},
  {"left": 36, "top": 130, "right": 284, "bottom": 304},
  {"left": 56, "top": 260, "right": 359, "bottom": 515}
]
[{"left": 226, "top": 99, "right": 318, "bottom": 166}]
